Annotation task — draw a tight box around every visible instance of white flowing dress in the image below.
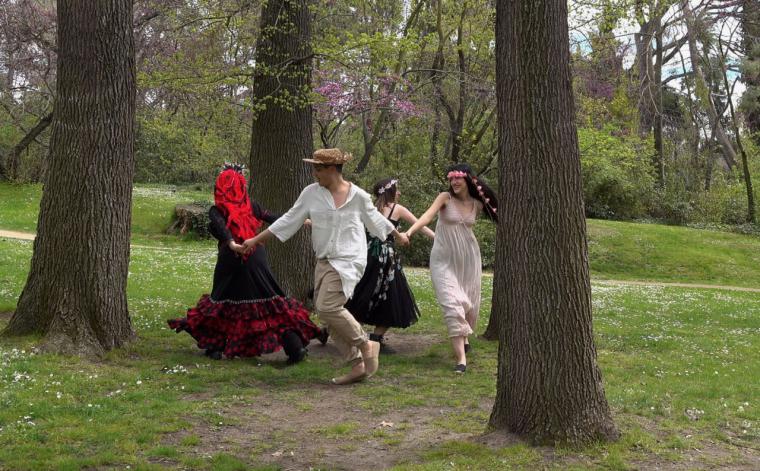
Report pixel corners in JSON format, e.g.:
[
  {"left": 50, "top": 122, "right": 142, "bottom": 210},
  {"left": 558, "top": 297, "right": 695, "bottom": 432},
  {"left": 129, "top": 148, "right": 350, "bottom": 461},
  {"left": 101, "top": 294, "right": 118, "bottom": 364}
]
[{"left": 430, "top": 194, "right": 482, "bottom": 338}]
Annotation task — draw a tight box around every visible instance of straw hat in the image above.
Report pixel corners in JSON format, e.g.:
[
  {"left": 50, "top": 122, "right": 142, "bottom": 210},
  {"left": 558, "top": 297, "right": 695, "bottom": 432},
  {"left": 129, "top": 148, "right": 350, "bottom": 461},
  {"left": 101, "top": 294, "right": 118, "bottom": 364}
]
[{"left": 303, "top": 148, "right": 353, "bottom": 165}]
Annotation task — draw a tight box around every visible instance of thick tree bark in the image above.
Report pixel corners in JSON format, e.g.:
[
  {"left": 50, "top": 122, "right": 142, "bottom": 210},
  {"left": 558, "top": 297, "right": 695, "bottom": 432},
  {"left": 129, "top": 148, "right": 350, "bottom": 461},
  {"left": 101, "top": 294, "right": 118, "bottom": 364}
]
[
  {"left": 3, "top": 0, "right": 136, "bottom": 357},
  {"left": 682, "top": 0, "right": 737, "bottom": 170},
  {"left": 249, "top": 0, "right": 315, "bottom": 301},
  {"left": 489, "top": 0, "right": 619, "bottom": 444}
]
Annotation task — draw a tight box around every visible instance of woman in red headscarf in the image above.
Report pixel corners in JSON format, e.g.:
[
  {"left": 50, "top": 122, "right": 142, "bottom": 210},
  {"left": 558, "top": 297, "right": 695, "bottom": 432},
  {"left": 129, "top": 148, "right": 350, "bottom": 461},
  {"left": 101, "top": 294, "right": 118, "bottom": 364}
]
[{"left": 168, "top": 163, "right": 325, "bottom": 363}]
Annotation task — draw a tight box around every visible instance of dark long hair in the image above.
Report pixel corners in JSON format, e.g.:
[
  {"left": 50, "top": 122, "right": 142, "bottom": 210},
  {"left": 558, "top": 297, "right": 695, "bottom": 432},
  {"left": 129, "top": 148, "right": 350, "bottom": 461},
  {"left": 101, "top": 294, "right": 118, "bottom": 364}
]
[
  {"left": 372, "top": 178, "right": 398, "bottom": 211},
  {"left": 445, "top": 164, "right": 498, "bottom": 222}
]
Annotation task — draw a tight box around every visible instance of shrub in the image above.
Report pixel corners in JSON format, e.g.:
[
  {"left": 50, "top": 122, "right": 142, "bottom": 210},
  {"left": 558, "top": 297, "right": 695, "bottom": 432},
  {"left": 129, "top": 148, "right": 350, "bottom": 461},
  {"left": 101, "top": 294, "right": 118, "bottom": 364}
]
[{"left": 578, "top": 126, "right": 655, "bottom": 220}]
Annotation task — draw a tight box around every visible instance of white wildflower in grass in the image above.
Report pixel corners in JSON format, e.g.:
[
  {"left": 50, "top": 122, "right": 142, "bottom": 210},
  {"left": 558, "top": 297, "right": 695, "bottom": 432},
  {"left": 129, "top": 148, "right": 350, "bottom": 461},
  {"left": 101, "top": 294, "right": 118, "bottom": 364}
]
[
  {"left": 11, "top": 371, "right": 32, "bottom": 384},
  {"left": 685, "top": 408, "right": 705, "bottom": 421},
  {"left": 163, "top": 365, "right": 188, "bottom": 375}
]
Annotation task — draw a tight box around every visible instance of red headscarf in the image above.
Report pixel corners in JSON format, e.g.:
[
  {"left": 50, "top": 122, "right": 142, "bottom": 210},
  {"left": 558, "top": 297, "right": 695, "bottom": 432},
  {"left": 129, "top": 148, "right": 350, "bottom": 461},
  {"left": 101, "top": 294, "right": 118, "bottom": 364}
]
[{"left": 214, "top": 169, "right": 262, "bottom": 245}]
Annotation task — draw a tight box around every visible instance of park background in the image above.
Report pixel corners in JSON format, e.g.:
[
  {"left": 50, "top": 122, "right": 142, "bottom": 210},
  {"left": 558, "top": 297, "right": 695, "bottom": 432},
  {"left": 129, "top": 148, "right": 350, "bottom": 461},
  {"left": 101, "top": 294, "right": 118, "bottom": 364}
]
[{"left": 1, "top": 0, "right": 759, "bottom": 469}]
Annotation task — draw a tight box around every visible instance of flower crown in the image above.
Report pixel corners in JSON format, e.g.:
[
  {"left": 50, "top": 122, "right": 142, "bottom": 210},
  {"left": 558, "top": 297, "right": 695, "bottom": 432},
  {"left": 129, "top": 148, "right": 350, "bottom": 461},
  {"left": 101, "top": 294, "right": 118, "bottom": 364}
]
[
  {"left": 221, "top": 162, "right": 246, "bottom": 175},
  {"left": 377, "top": 179, "right": 398, "bottom": 195},
  {"left": 447, "top": 170, "right": 497, "bottom": 214}
]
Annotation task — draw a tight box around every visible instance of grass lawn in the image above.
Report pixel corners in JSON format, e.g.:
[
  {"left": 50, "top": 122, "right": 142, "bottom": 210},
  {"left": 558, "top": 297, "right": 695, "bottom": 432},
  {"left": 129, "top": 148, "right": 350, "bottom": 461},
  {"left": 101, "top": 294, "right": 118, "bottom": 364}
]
[
  {"left": 3, "top": 182, "right": 760, "bottom": 286},
  {"left": 0, "top": 183, "right": 759, "bottom": 469}
]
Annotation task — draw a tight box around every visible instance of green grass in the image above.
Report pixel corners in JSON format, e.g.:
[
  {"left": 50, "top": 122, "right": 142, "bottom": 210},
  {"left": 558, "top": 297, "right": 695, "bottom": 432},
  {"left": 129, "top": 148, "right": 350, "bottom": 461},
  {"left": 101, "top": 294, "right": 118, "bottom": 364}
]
[
  {"left": 4, "top": 182, "right": 760, "bottom": 286},
  {"left": 588, "top": 219, "right": 760, "bottom": 288},
  {"left": 0, "top": 182, "right": 210, "bottom": 245},
  {"left": 0, "top": 183, "right": 759, "bottom": 469}
]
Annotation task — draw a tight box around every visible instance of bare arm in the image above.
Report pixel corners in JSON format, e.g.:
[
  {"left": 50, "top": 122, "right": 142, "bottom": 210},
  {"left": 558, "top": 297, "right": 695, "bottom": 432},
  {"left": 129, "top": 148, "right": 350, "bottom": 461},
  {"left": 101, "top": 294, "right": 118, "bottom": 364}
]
[
  {"left": 396, "top": 205, "right": 435, "bottom": 239},
  {"left": 405, "top": 193, "right": 449, "bottom": 237},
  {"left": 242, "top": 228, "right": 275, "bottom": 253}
]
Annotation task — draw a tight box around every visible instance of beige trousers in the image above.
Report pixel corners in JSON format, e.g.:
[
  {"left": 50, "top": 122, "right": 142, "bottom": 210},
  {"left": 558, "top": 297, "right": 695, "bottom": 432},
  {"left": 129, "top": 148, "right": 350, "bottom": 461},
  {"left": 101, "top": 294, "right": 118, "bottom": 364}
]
[{"left": 314, "top": 260, "right": 368, "bottom": 364}]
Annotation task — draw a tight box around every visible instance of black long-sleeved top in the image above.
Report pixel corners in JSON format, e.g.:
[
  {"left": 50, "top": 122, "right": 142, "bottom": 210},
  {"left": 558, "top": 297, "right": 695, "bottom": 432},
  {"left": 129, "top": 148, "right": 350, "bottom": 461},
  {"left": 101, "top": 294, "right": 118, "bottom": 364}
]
[
  {"left": 206, "top": 203, "right": 285, "bottom": 303},
  {"left": 208, "top": 202, "right": 280, "bottom": 244}
]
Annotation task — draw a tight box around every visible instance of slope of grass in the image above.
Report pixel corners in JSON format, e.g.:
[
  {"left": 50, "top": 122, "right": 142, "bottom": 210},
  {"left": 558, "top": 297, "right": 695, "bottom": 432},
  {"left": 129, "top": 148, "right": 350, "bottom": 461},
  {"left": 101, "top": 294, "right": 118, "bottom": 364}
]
[
  {"left": 2, "top": 183, "right": 760, "bottom": 287},
  {"left": 587, "top": 219, "right": 760, "bottom": 288}
]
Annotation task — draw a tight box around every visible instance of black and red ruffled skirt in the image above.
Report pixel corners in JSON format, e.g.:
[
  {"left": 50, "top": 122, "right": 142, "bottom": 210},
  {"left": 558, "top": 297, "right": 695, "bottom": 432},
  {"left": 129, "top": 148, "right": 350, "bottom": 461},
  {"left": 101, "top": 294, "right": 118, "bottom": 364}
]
[{"left": 168, "top": 294, "right": 321, "bottom": 358}]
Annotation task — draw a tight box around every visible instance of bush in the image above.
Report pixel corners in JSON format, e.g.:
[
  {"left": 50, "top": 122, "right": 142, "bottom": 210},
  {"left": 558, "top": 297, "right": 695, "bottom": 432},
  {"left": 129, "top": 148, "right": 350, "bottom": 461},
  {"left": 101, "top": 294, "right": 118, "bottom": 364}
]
[
  {"left": 135, "top": 111, "right": 249, "bottom": 184},
  {"left": 692, "top": 176, "right": 750, "bottom": 225},
  {"left": 578, "top": 126, "right": 655, "bottom": 219},
  {"left": 649, "top": 185, "right": 695, "bottom": 224}
]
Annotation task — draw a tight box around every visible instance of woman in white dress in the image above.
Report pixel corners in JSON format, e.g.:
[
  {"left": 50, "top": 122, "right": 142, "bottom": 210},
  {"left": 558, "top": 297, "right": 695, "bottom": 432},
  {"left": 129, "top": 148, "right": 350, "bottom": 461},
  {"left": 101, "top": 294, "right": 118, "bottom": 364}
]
[{"left": 404, "top": 164, "right": 498, "bottom": 373}]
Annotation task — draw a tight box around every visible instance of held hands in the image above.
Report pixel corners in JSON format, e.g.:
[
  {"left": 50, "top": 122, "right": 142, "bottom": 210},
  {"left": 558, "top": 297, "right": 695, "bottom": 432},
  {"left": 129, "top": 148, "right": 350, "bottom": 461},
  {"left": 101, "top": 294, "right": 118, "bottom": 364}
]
[
  {"left": 394, "top": 231, "right": 410, "bottom": 247},
  {"left": 242, "top": 235, "right": 262, "bottom": 254},
  {"left": 228, "top": 240, "right": 247, "bottom": 256}
]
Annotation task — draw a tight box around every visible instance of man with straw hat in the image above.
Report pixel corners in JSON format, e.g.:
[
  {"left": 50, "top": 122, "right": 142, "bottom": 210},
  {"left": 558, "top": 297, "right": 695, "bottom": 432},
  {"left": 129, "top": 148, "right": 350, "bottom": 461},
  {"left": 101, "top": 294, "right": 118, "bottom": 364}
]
[{"left": 243, "top": 148, "right": 410, "bottom": 384}]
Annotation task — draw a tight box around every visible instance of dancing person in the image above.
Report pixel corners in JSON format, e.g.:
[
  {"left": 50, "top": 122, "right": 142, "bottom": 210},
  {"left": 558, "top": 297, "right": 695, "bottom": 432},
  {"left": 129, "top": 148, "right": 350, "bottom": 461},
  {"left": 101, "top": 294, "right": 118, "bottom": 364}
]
[
  {"left": 242, "top": 149, "right": 410, "bottom": 384},
  {"left": 168, "top": 163, "right": 324, "bottom": 364},
  {"left": 346, "top": 178, "right": 435, "bottom": 353},
  {"left": 404, "top": 164, "right": 498, "bottom": 373}
]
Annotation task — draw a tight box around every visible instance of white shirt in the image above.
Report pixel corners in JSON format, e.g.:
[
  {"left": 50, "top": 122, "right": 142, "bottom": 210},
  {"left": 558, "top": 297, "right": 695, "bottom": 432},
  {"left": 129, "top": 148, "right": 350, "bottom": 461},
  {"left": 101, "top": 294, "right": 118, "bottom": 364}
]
[{"left": 268, "top": 182, "right": 394, "bottom": 299}]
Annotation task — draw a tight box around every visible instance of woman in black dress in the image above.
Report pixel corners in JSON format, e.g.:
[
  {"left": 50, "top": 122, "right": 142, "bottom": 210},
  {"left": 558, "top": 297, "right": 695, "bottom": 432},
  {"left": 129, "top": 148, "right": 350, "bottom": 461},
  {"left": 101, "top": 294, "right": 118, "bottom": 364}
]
[
  {"left": 345, "top": 178, "right": 435, "bottom": 353},
  {"left": 168, "top": 164, "right": 324, "bottom": 363}
]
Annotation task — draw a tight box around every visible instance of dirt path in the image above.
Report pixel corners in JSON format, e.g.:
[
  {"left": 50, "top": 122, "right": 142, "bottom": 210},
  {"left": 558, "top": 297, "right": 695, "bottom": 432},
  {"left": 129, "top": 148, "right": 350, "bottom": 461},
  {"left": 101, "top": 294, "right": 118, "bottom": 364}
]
[
  {"left": 3, "top": 229, "right": 760, "bottom": 293},
  {"left": 0, "top": 229, "right": 206, "bottom": 252}
]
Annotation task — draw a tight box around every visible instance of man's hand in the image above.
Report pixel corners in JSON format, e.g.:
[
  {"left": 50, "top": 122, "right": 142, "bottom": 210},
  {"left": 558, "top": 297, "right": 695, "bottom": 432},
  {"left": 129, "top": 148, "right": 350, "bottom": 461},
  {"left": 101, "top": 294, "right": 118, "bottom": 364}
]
[
  {"left": 394, "top": 231, "right": 410, "bottom": 247},
  {"left": 242, "top": 236, "right": 261, "bottom": 254}
]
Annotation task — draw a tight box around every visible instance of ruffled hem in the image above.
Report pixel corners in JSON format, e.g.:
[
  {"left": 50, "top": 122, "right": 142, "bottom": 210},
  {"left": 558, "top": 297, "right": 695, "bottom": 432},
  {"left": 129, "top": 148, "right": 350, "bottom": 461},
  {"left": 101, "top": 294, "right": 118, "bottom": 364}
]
[{"left": 168, "top": 294, "right": 321, "bottom": 358}]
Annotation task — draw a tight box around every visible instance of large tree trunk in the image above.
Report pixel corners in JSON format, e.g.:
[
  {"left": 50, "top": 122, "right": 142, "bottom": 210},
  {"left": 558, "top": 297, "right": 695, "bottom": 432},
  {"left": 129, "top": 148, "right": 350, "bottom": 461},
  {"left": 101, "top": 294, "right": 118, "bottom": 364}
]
[
  {"left": 489, "top": 0, "right": 619, "bottom": 444},
  {"left": 3, "top": 0, "right": 136, "bottom": 357},
  {"left": 682, "top": 0, "right": 737, "bottom": 170},
  {"left": 249, "top": 0, "right": 315, "bottom": 301}
]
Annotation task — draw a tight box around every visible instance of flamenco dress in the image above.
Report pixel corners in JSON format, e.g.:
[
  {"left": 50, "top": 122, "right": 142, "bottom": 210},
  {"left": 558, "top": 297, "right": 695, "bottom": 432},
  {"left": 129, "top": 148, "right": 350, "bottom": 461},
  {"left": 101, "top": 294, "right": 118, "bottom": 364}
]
[{"left": 168, "top": 203, "right": 321, "bottom": 359}]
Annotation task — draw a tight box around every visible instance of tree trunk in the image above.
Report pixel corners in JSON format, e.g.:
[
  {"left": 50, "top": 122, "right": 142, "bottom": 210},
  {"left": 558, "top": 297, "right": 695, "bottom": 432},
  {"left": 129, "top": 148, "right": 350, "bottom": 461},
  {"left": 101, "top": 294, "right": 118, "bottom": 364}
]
[
  {"left": 480, "top": 249, "right": 503, "bottom": 341},
  {"left": 741, "top": 0, "right": 760, "bottom": 146},
  {"left": 719, "top": 37, "right": 756, "bottom": 224},
  {"left": 1, "top": 112, "right": 54, "bottom": 181},
  {"left": 653, "top": 21, "right": 665, "bottom": 188},
  {"left": 681, "top": 0, "right": 737, "bottom": 169},
  {"left": 249, "top": 0, "right": 315, "bottom": 301},
  {"left": 489, "top": 0, "right": 619, "bottom": 444},
  {"left": 634, "top": 17, "right": 656, "bottom": 137},
  {"left": 353, "top": 0, "right": 424, "bottom": 174},
  {"left": 3, "top": 0, "right": 136, "bottom": 357}
]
